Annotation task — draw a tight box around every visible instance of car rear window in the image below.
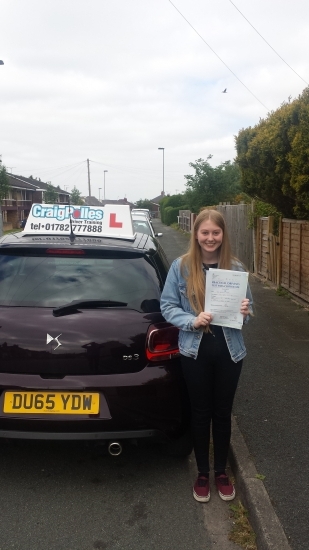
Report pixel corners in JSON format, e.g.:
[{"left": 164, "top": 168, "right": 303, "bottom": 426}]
[
  {"left": 0, "top": 252, "right": 161, "bottom": 311},
  {"left": 132, "top": 220, "right": 152, "bottom": 236}
]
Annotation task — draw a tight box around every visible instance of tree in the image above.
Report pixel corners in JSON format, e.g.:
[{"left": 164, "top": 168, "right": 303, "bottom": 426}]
[
  {"left": 0, "top": 164, "right": 10, "bottom": 202},
  {"left": 44, "top": 183, "right": 58, "bottom": 203},
  {"left": 160, "top": 193, "right": 187, "bottom": 209},
  {"left": 160, "top": 193, "right": 189, "bottom": 224},
  {"left": 183, "top": 157, "right": 242, "bottom": 212},
  {"left": 0, "top": 164, "right": 10, "bottom": 236},
  {"left": 235, "top": 87, "right": 309, "bottom": 219},
  {"left": 70, "top": 186, "right": 84, "bottom": 205},
  {"left": 135, "top": 199, "right": 154, "bottom": 210}
]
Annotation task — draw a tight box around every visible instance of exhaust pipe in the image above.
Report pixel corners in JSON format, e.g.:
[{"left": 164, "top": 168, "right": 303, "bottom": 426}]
[{"left": 108, "top": 441, "right": 123, "bottom": 456}]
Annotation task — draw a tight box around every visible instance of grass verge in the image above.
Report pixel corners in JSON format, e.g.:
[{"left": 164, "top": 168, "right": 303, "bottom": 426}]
[
  {"left": 229, "top": 500, "right": 257, "bottom": 550},
  {"left": 169, "top": 222, "right": 190, "bottom": 237},
  {"left": 276, "top": 286, "right": 291, "bottom": 298},
  {"left": 4, "top": 228, "right": 22, "bottom": 234}
]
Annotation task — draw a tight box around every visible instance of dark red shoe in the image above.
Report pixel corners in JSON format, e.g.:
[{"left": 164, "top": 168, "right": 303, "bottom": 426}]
[
  {"left": 193, "top": 475, "right": 210, "bottom": 502},
  {"left": 215, "top": 474, "right": 235, "bottom": 501}
]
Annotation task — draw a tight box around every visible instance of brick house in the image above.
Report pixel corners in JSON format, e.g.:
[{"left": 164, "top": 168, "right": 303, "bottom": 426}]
[
  {"left": 149, "top": 191, "right": 166, "bottom": 217},
  {"left": 2, "top": 174, "right": 70, "bottom": 230}
]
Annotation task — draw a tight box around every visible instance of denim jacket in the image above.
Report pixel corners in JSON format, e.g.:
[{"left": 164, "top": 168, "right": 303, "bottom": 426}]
[{"left": 160, "top": 257, "right": 253, "bottom": 363}]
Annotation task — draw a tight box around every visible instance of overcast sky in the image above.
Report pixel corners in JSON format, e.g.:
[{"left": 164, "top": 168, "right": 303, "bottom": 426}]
[{"left": 1, "top": 0, "right": 309, "bottom": 202}]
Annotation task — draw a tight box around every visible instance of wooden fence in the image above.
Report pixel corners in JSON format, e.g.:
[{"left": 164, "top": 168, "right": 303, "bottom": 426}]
[
  {"left": 217, "top": 204, "right": 254, "bottom": 272},
  {"left": 255, "top": 216, "right": 309, "bottom": 303},
  {"left": 178, "top": 210, "right": 195, "bottom": 233},
  {"left": 256, "top": 216, "right": 280, "bottom": 285},
  {"left": 280, "top": 219, "right": 309, "bottom": 302}
]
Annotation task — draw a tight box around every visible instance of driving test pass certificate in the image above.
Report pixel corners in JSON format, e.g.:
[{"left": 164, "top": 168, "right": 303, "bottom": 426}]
[{"left": 205, "top": 269, "right": 249, "bottom": 329}]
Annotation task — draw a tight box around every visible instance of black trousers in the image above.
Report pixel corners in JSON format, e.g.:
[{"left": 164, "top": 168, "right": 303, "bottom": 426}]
[{"left": 181, "top": 327, "right": 242, "bottom": 474}]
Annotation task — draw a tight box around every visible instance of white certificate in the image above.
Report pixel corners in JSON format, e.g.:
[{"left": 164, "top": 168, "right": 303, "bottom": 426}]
[{"left": 205, "top": 269, "right": 249, "bottom": 329}]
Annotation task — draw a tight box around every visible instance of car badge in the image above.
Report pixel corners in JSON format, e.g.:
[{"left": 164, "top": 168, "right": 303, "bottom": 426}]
[{"left": 46, "top": 333, "right": 62, "bottom": 351}]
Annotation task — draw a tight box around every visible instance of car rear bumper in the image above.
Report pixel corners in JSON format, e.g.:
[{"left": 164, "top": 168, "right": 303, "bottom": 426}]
[
  {"left": 0, "top": 364, "right": 190, "bottom": 440},
  {"left": 0, "top": 428, "right": 162, "bottom": 441}
]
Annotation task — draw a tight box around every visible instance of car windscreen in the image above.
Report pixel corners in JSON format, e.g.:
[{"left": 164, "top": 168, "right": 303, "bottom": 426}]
[{"left": 0, "top": 251, "right": 161, "bottom": 312}]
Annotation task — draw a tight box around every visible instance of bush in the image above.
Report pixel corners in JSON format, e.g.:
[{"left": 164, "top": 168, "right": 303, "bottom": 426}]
[
  {"left": 160, "top": 203, "right": 191, "bottom": 224},
  {"left": 249, "top": 199, "right": 282, "bottom": 235}
]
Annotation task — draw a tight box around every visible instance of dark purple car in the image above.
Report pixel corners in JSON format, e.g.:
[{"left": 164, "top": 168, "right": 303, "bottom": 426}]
[{"left": 0, "top": 230, "right": 192, "bottom": 457}]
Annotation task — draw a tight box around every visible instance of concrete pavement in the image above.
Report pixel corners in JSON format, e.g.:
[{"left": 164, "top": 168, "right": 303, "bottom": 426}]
[{"left": 153, "top": 218, "right": 302, "bottom": 550}]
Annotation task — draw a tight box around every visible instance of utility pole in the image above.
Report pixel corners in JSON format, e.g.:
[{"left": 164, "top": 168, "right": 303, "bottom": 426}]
[
  {"left": 87, "top": 159, "right": 91, "bottom": 197},
  {"left": 104, "top": 170, "right": 108, "bottom": 200},
  {"left": 158, "top": 147, "right": 165, "bottom": 195}
]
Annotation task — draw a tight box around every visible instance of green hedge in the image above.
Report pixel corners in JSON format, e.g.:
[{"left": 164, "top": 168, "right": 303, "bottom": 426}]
[
  {"left": 160, "top": 204, "right": 191, "bottom": 225},
  {"left": 160, "top": 205, "right": 168, "bottom": 224},
  {"left": 164, "top": 206, "right": 180, "bottom": 226}
]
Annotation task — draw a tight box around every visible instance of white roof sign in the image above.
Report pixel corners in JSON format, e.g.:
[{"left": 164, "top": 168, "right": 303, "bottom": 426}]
[{"left": 24, "top": 204, "right": 135, "bottom": 240}]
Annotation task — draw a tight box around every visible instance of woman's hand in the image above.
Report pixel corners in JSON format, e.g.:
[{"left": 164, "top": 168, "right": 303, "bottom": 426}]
[
  {"left": 240, "top": 298, "right": 251, "bottom": 318},
  {"left": 193, "top": 311, "right": 213, "bottom": 329}
]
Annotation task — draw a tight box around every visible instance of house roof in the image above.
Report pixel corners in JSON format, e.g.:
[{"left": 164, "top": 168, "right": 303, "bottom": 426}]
[
  {"left": 100, "top": 198, "right": 135, "bottom": 208},
  {"left": 8, "top": 173, "right": 69, "bottom": 195},
  {"left": 149, "top": 192, "right": 166, "bottom": 203},
  {"left": 8, "top": 174, "right": 41, "bottom": 191},
  {"left": 84, "top": 196, "right": 103, "bottom": 206}
]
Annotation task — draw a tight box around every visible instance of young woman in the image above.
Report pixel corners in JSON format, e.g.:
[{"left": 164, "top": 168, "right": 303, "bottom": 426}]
[{"left": 160, "top": 209, "right": 253, "bottom": 503}]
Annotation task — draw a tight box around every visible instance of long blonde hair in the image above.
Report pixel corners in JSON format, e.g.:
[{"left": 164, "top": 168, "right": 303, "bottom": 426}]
[{"left": 181, "top": 209, "right": 235, "bottom": 314}]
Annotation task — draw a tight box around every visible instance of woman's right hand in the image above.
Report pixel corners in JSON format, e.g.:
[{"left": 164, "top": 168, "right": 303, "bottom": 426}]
[{"left": 193, "top": 312, "right": 213, "bottom": 329}]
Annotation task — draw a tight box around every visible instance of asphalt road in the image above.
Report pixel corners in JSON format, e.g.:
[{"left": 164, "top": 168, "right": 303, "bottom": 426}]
[
  {"left": 154, "top": 218, "right": 309, "bottom": 550},
  {"left": 0, "top": 438, "right": 212, "bottom": 550}
]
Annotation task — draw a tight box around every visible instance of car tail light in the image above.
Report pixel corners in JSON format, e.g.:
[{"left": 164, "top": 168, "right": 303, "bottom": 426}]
[{"left": 146, "top": 323, "right": 179, "bottom": 362}]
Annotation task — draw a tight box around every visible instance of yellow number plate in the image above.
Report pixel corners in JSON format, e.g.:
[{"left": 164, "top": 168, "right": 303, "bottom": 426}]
[{"left": 3, "top": 392, "right": 99, "bottom": 414}]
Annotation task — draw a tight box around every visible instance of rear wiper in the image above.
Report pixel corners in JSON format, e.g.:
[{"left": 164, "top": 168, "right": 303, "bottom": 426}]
[{"left": 53, "top": 299, "right": 127, "bottom": 317}]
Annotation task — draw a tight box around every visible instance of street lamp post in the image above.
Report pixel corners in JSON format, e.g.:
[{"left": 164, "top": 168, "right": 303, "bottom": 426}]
[
  {"left": 104, "top": 170, "right": 108, "bottom": 200},
  {"left": 99, "top": 187, "right": 102, "bottom": 202},
  {"left": 158, "top": 148, "right": 165, "bottom": 195}
]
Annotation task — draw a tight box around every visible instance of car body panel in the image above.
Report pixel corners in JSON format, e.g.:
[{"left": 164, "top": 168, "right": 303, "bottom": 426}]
[{"left": 0, "top": 213, "right": 189, "bottom": 445}]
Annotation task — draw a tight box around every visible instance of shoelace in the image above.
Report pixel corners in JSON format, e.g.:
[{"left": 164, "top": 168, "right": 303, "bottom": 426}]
[
  {"left": 197, "top": 477, "right": 209, "bottom": 487},
  {"left": 217, "top": 475, "right": 230, "bottom": 486}
]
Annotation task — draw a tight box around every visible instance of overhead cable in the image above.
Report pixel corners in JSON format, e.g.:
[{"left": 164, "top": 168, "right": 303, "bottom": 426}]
[
  {"left": 229, "top": 0, "right": 308, "bottom": 87},
  {"left": 167, "top": 0, "right": 269, "bottom": 110}
]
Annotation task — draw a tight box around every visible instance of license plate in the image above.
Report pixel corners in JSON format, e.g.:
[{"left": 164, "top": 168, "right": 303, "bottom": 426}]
[{"left": 3, "top": 392, "right": 100, "bottom": 414}]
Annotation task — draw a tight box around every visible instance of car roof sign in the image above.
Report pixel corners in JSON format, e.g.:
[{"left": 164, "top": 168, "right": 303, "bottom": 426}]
[{"left": 23, "top": 204, "right": 135, "bottom": 240}]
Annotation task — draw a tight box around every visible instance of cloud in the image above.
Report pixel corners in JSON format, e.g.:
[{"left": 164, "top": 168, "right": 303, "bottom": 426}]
[{"left": 1, "top": 0, "right": 309, "bottom": 200}]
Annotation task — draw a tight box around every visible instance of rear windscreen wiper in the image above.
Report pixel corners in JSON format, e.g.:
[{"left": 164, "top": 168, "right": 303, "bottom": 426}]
[{"left": 53, "top": 299, "right": 127, "bottom": 317}]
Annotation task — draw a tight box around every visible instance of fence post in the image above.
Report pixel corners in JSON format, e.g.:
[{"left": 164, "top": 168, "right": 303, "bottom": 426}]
[
  {"left": 190, "top": 212, "right": 196, "bottom": 233},
  {"left": 256, "top": 217, "right": 261, "bottom": 275},
  {"left": 267, "top": 216, "right": 274, "bottom": 281},
  {"left": 251, "top": 201, "right": 257, "bottom": 274}
]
